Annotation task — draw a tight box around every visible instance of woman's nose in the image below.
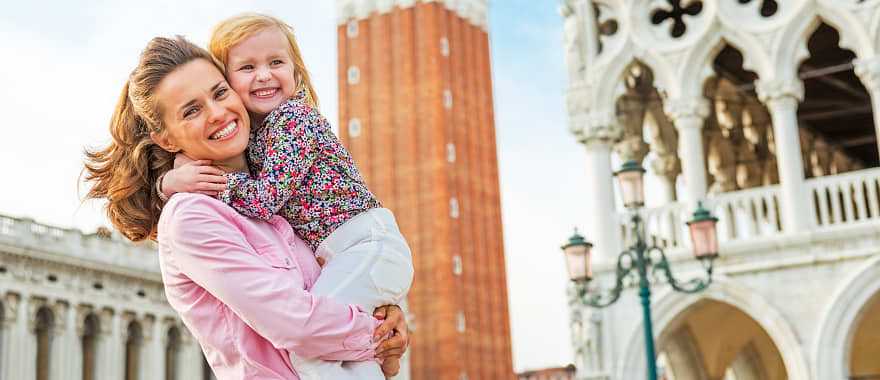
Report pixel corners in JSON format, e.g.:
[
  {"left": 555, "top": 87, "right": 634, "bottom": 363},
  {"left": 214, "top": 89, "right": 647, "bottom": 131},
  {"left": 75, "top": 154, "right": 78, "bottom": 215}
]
[{"left": 206, "top": 102, "right": 226, "bottom": 124}]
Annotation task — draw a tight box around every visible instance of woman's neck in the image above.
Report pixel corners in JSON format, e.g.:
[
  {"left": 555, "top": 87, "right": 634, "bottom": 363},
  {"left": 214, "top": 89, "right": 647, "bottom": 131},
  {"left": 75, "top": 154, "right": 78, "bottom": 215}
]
[{"left": 214, "top": 153, "right": 248, "bottom": 174}]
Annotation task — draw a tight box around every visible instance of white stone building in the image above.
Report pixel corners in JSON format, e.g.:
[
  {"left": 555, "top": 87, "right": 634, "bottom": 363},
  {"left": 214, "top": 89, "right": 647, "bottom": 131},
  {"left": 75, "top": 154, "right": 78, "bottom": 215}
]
[
  {"left": 0, "top": 216, "right": 212, "bottom": 380},
  {"left": 561, "top": 1, "right": 880, "bottom": 379}
]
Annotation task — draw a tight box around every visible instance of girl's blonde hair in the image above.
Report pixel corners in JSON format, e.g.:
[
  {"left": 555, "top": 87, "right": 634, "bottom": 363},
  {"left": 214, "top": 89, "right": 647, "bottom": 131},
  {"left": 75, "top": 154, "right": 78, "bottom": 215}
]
[
  {"left": 209, "top": 13, "right": 319, "bottom": 108},
  {"left": 83, "top": 36, "right": 222, "bottom": 242}
]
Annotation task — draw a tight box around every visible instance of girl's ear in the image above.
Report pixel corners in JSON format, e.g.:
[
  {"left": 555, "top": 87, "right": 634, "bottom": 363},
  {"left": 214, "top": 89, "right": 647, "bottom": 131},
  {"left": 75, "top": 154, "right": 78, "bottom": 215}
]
[{"left": 150, "top": 131, "right": 180, "bottom": 153}]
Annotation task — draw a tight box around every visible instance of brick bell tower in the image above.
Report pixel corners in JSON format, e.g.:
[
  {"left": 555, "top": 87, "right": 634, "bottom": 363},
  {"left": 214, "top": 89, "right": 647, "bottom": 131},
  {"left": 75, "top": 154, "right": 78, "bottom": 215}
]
[{"left": 335, "top": 1, "right": 515, "bottom": 379}]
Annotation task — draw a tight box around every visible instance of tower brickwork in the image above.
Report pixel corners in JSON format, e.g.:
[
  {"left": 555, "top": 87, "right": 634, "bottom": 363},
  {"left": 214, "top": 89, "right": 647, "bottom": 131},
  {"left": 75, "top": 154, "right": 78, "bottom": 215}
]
[{"left": 336, "top": 1, "right": 514, "bottom": 378}]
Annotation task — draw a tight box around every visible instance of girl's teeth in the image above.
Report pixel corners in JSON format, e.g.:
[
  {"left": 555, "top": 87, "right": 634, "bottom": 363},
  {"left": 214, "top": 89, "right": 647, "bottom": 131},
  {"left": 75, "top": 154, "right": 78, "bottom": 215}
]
[{"left": 255, "top": 89, "right": 275, "bottom": 97}]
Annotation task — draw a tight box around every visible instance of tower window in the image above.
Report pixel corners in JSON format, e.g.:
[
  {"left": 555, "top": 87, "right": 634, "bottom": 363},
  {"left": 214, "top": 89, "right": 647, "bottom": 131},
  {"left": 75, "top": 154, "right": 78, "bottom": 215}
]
[
  {"left": 453, "top": 255, "right": 462, "bottom": 275},
  {"left": 348, "top": 118, "right": 362, "bottom": 137},
  {"left": 456, "top": 311, "right": 466, "bottom": 333},
  {"left": 450, "top": 197, "right": 459, "bottom": 219},
  {"left": 443, "top": 89, "right": 453, "bottom": 109},
  {"left": 446, "top": 143, "right": 456, "bottom": 163},
  {"left": 347, "top": 66, "right": 360, "bottom": 85},
  {"left": 440, "top": 37, "right": 450, "bottom": 57},
  {"left": 346, "top": 20, "right": 359, "bottom": 38}
]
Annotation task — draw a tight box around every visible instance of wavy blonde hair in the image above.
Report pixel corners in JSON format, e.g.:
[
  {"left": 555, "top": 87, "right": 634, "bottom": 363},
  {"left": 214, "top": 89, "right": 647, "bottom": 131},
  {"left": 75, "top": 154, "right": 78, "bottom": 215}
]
[
  {"left": 209, "top": 13, "right": 319, "bottom": 108},
  {"left": 83, "top": 36, "right": 222, "bottom": 242}
]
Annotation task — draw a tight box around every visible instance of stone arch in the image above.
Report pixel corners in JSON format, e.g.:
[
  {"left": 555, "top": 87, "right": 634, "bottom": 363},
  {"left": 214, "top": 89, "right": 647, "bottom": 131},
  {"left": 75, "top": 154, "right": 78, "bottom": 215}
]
[
  {"left": 591, "top": 40, "right": 675, "bottom": 115},
  {"left": 125, "top": 319, "right": 143, "bottom": 380},
  {"left": 774, "top": 13, "right": 870, "bottom": 82},
  {"left": 813, "top": 254, "right": 880, "bottom": 379},
  {"left": 165, "top": 325, "right": 181, "bottom": 380},
  {"left": 81, "top": 312, "right": 100, "bottom": 380},
  {"left": 34, "top": 306, "right": 54, "bottom": 380},
  {"left": 675, "top": 29, "right": 770, "bottom": 101},
  {"left": 815, "top": 1, "right": 876, "bottom": 58},
  {"left": 616, "top": 277, "right": 809, "bottom": 380}
]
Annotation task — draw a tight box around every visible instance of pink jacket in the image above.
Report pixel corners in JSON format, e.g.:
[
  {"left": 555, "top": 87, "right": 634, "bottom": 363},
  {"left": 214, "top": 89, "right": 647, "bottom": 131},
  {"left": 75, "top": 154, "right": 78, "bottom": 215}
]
[{"left": 157, "top": 193, "right": 380, "bottom": 379}]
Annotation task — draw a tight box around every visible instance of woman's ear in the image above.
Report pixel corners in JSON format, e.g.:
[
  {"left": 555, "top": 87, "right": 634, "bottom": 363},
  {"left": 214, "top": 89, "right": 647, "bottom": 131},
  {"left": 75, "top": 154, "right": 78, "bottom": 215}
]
[{"left": 150, "top": 131, "right": 180, "bottom": 153}]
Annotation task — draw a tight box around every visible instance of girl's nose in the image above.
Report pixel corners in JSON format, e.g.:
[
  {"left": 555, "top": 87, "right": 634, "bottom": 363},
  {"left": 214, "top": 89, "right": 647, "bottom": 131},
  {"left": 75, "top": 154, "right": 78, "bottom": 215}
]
[{"left": 256, "top": 67, "right": 271, "bottom": 81}]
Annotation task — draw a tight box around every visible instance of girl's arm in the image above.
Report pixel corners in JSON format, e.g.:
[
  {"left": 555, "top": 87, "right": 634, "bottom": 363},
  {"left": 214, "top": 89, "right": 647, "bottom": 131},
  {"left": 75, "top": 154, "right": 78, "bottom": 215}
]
[
  {"left": 219, "top": 103, "right": 323, "bottom": 220},
  {"left": 162, "top": 194, "right": 380, "bottom": 361}
]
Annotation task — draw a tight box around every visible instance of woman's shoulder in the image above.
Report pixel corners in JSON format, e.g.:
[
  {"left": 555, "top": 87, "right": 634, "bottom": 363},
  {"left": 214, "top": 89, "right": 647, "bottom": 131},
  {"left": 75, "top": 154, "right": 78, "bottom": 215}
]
[{"left": 158, "top": 194, "right": 234, "bottom": 237}]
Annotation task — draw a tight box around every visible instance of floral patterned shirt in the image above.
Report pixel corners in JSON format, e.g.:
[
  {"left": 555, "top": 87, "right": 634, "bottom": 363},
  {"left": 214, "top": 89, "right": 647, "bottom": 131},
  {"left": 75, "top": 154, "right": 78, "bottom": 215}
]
[{"left": 219, "top": 95, "right": 380, "bottom": 251}]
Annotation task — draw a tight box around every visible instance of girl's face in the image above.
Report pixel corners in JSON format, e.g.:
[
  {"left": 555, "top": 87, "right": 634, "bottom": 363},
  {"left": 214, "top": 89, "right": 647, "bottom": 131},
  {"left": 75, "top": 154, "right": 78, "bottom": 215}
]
[
  {"left": 226, "top": 26, "right": 297, "bottom": 118},
  {"left": 152, "top": 59, "right": 251, "bottom": 162}
]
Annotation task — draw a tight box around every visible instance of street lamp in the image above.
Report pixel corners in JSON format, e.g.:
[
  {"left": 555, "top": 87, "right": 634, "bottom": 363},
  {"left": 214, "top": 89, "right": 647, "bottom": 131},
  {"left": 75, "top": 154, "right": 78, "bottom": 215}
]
[{"left": 562, "top": 160, "right": 719, "bottom": 380}]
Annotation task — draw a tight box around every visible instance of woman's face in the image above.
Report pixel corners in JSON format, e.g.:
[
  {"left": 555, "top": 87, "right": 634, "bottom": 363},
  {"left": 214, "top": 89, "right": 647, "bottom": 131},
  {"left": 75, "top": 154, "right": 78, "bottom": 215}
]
[{"left": 153, "top": 58, "right": 250, "bottom": 161}]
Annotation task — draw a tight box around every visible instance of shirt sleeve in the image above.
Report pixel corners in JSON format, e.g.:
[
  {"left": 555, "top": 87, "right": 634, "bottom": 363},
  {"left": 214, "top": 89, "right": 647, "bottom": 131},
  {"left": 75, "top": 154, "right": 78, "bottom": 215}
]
[
  {"left": 218, "top": 105, "right": 322, "bottom": 221},
  {"left": 164, "top": 195, "right": 379, "bottom": 361}
]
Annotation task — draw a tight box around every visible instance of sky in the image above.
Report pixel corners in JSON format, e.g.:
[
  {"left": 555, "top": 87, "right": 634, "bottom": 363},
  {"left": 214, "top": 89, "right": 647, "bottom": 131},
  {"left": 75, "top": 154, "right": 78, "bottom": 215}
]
[{"left": 0, "top": 0, "right": 592, "bottom": 372}]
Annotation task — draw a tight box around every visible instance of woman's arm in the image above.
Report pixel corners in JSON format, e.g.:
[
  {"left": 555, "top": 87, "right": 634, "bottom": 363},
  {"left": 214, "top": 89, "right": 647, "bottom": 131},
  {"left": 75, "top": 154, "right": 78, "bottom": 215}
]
[
  {"left": 163, "top": 194, "right": 379, "bottom": 361},
  {"left": 218, "top": 101, "right": 323, "bottom": 220}
]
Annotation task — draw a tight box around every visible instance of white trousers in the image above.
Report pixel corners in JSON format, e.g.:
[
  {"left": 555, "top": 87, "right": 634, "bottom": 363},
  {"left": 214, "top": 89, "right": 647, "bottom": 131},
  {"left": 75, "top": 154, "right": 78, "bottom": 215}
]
[{"left": 290, "top": 208, "right": 414, "bottom": 380}]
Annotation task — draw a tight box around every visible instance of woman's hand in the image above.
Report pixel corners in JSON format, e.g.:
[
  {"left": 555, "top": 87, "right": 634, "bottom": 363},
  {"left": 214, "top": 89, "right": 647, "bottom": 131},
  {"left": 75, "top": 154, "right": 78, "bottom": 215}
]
[
  {"left": 162, "top": 157, "right": 227, "bottom": 197},
  {"left": 372, "top": 305, "right": 409, "bottom": 377}
]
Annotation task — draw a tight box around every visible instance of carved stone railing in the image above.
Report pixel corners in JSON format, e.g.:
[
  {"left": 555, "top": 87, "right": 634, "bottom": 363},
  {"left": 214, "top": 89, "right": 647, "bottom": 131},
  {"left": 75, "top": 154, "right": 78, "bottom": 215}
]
[
  {"left": 0, "top": 216, "right": 159, "bottom": 277},
  {"left": 618, "top": 168, "right": 880, "bottom": 252},
  {"left": 807, "top": 167, "right": 880, "bottom": 228}
]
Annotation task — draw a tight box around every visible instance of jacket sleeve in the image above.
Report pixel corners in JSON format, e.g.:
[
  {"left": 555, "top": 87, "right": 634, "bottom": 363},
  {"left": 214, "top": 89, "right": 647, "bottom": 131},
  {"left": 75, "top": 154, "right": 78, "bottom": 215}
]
[
  {"left": 218, "top": 105, "right": 322, "bottom": 220},
  {"left": 164, "top": 195, "right": 379, "bottom": 361}
]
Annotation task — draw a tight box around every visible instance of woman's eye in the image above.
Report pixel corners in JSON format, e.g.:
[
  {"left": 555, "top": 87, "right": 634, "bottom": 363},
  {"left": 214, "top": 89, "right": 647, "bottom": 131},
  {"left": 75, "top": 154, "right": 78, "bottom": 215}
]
[
  {"left": 183, "top": 106, "right": 199, "bottom": 118},
  {"left": 216, "top": 88, "right": 228, "bottom": 99}
]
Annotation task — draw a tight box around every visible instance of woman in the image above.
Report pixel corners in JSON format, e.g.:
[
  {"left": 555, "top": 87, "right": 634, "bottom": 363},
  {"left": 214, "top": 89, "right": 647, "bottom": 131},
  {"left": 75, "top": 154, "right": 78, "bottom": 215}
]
[{"left": 83, "top": 36, "right": 407, "bottom": 379}]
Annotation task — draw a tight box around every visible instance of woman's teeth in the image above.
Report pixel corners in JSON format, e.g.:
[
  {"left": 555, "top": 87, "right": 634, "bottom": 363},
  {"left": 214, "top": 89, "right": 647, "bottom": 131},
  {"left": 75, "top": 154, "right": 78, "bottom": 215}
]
[{"left": 210, "top": 121, "right": 237, "bottom": 140}]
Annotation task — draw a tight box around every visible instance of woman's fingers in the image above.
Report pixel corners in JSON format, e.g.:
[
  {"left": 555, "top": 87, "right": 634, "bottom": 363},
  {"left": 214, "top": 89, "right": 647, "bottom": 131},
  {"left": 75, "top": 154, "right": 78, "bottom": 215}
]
[
  {"left": 194, "top": 191, "right": 219, "bottom": 196},
  {"left": 375, "top": 333, "right": 406, "bottom": 358},
  {"left": 381, "top": 356, "right": 401, "bottom": 378},
  {"left": 373, "top": 305, "right": 401, "bottom": 340}
]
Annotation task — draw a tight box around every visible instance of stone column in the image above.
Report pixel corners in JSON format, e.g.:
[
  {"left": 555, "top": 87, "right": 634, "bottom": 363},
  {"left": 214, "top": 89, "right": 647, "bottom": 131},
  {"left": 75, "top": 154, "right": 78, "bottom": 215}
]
[
  {"left": 141, "top": 315, "right": 164, "bottom": 380},
  {"left": 1, "top": 293, "right": 24, "bottom": 380},
  {"left": 573, "top": 111, "right": 623, "bottom": 263},
  {"left": 665, "top": 98, "right": 710, "bottom": 207},
  {"left": 854, "top": 57, "right": 880, "bottom": 159},
  {"left": 97, "top": 308, "right": 124, "bottom": 380},
  {"left": 757, "top": 78, "right": 814, "bottom": 232},
  {"left": 646, "top": 103, "right": 680, "bottom": 204},
  {"left": 50, "top": 301, "right": 73, "bottom": 380}
]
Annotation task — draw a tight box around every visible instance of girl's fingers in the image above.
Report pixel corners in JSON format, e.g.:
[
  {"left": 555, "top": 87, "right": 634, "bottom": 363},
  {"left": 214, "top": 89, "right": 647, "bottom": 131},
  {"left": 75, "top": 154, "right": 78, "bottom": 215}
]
[
  {"left": 197, "top": 174, "right": 228, "bottom": 184},
  {"left": 197, "top": 165, "right": 226, "bottom": 176},
  {"left": 197, "top": 182, "right": 227, "bottom": 192}
]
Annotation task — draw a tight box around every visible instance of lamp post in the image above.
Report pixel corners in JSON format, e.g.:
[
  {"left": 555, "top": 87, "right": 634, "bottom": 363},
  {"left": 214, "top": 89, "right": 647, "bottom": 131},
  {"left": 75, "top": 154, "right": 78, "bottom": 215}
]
[{"left": 562, "top": 160, "right": 719, "bottom": 380}]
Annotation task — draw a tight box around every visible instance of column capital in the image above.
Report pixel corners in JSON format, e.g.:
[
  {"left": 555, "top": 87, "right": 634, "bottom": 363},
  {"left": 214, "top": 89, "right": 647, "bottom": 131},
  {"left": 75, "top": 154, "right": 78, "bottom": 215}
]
[
  {"left": 1, "top": 292, "right": 21, "bottom": 327},
  {"left": 854, "top": 56, "right": 880, "bottom": 92},
  {"left": 756, "top": 78, "right": 804, "bottom": 103},
  {"left": 571, "top": 108, "right": 622, "bottom": 147},
  {"left": 663, "top": 98, "right": 710, "bottom": 123}
]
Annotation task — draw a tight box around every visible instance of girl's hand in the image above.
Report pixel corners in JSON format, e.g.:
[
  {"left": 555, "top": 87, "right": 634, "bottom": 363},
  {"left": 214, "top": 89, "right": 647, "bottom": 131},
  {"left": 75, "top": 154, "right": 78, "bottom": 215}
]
[
  {"left": 372, "top": 305, "right": 409, "bottom": 360},
  {"left": 162, "top": 159, "right": 227, "bottom": 197}
]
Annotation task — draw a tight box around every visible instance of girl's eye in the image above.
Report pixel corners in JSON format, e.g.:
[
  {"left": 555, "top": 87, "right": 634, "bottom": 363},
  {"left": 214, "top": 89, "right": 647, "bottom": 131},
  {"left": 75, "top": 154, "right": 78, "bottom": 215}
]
[
  {"left": 239, "top": 64, "right": 254, "bottom": 71},
  {"left": 271, "top": 59, "right": 283, "bottom": 65}
]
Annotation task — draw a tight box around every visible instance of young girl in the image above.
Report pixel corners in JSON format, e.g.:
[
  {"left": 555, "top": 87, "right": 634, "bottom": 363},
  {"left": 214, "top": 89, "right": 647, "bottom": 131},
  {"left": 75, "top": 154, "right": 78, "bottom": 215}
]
[{"left": 158, "top": 13, "right": 414, "bottom": 380}]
